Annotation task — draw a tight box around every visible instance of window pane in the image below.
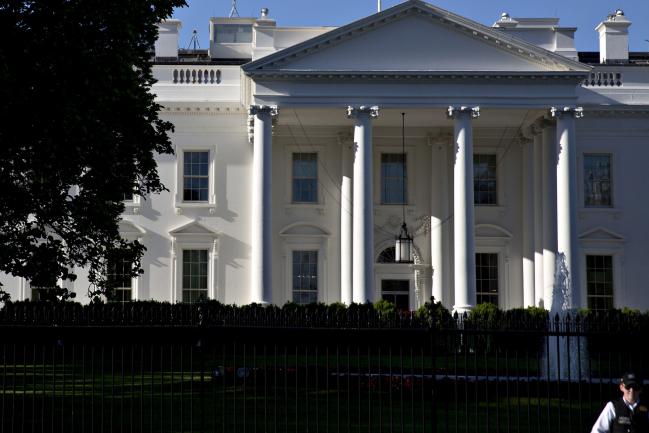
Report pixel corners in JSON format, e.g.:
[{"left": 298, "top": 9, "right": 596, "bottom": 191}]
[
  {"left": 182, "top": 249, "right": 209, "bottom": 303},
  {"left": 586, "top": 254, "right": 614, "bottom": 311},
  {"left": 381, "top": 280, "right": 410, "bottom": 311},
  {"left": 473, "top": 154, "right": 497, "bottom": 205},
  {"left": 476, "top": 253, "right": 498, "bottom": 305},
  {"left": 584, "top": 154, "right": 612, "bottom": 207},
  {"left": 215, "top": 24, "right": 253, "bottom": 43},
  {"left": 183, "top": 151, "right": 209, "bottom": 202},
  {"left": 292, "top": 153, "right": 318, "bottom": 203},
  {"left": 381, "top": 154, "right": 406, "bottom": 204},
  {"left": 292, "top": 250, "right": 318, "bottom": 305}
]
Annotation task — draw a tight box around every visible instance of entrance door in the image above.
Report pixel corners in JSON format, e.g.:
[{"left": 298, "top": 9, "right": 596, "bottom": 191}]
[{"left": 381, "top": 279, "right": 410, "bottom": 311}]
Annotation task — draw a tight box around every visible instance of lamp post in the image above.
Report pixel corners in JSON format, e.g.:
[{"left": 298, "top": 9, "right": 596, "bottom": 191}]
[{"left": 395, "top": 113, "right": 413, "bottom": 264}]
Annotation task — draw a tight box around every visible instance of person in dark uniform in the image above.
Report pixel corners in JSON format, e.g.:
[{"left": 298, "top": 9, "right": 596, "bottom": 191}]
[{"left": 591, "top": 372, "right": 649, "bottom": 433}]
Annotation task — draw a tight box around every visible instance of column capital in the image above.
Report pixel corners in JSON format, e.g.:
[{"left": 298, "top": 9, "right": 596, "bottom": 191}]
[
  {"left": 447, "top": 106, "right": 480, "bottom": 119},
  {"left": 248, "top": 105, "right": 279, "bottom": 117},
  {"left": 346, "top": 105, "right": 380, "bottom": 119},
  {"left": 550, "top": 106, "right": 584, "bottom": 119}
]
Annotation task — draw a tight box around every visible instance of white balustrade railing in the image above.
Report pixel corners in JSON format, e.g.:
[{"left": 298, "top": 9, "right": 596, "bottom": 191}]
[
  {"left": 582, "top": 71, "right": 623, "bottom": 87},
  {"left": 154, "top": 65, "right": 222, "bottom": 85}
]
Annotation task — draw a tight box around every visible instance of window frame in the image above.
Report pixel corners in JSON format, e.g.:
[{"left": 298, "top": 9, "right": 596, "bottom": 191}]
[
  {"left": 284, "top": 145, "right": 324, "bottom": 208},
  {"left": 475, "top": 252, "right": 500, "bottom": 306},
  {"left": 291, "top": 250, "right": 319, "bottom": 305},
  {"left": 584, "top": 254, "right": 615, "bottom": 311},
  {"left": 291, "top": 152, "right": 319, "bottom": 204},
  {"left": 582, "top": 153, "right": 613, "bottom": 208},
  {"left": 170, "top": 221, "right": 219, "bottom": 303},
  {"left": 473, "top": 147, "right": 506, "bottom": 208},
  {"left": 474, "top": 224, "right": 512, "bottom": 309},
  {"left": 374, "top": 144, "right": 415, "bottom": 208},
  {"left": 579, "top": 231, "right": 624, "bottom": 310},
  {"left": 380, "top": 152, "right": 408, "bottom": 205},
  {"left": 175, "top": 147, "right": 216, "bottom": 213},
  {"left": 473, "top": 153, "right": 498, "bottom": 206}
]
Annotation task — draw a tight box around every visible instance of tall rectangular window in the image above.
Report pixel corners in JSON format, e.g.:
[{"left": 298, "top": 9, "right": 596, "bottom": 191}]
[
  {"left": 182, "top": 249, "right": 208, "bottom": 303},
  {"left": 587, "top": 255, "right": 614, "bottom": 311},
  {"left": 474, "top": 154, "right": 497, "bottom": 205},
  {"left": 183, "top": 151, "right": 209, "bottom": 202},
  {"left": 584, "top": 154, "right": 612, "bottom": 207},
  {"left": 381, "top": 280, "right": 410, "bottom": 311},
  {"left": 31, "top": 277, "right": 57, "bottom": 302},
  {"left": 381, "top": 154, "right": 406, "bottom": 204},
  {"left": 476, "top": 253, "right": 499, "bottom": 305},
  {"left": 292, "top": 250, "right": 318, "bottom": 305},
  {"left": 292, "top": 153, "right": 318, "bottom": 203},
  {"left": 107, "top": 258, "right": 133, "bottom": 302}
]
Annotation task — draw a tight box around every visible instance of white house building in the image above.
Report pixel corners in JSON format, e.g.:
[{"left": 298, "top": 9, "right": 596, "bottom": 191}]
[{"left": 3, "top": 0, "right": 649, "bottom": 312}]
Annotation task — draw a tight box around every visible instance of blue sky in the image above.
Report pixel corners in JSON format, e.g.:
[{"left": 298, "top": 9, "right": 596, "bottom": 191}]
[{"left": 172, "top": 0, "right": 649, "bottom": 52}]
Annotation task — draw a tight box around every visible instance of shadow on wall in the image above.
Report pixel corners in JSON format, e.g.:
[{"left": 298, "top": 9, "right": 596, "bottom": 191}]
[{"left": 216, "top": 233, "right": 250, "bottom": 303}]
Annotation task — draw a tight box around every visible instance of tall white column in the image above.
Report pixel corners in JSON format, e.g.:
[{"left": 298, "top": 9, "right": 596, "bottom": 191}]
[
  {"left": 448, "top": 106, "right": 480, "bottom": 314},
  {"left": 347, "top": 106, "right": 379, "bottom": 304},
  {"left": 551, "top": 107, "right": 584, "bottom": 310},
  {"left": 532, "top": 127, "right": 544, "bottom": 306},
  {"left": 249, "top": 105, "right": 278, "bottom": 304},
  {"left": 541, "top": 121, "right": 557, "bottom": 310},
  {"left": 339, "top": 135, "right": 353, "bottom": 304},
  {"left": 430, "top": 135, "right": 448, "bottom": 305},
  {"left": 522, "top": 136, "right": 535, "bottom": 307}
]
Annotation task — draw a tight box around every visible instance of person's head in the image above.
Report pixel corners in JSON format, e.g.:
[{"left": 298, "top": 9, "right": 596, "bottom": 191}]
[{"left": 619, "top": 372, "right": 643, "bottom": 404}]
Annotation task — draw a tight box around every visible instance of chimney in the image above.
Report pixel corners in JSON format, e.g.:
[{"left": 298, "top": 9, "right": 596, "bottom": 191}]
[
  {"left": 155, "top": 19, "right": 182, "bottom": 60},
  {"left": 595, "top": 10, "right": 631, "bottom": 64}
]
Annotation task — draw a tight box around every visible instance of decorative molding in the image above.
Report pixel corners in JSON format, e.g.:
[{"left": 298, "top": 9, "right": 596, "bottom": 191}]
[
  {"left": 447, "top": 106, "right": 480, "bottom": 119},
  {"left": 550, "top": 106, "right": 584, "bottom": 119},
  {"left": 248, "top": 105, "right": 279, "bottom": 143},
  {"left": 246, "top": 72, "right": 587, "bottom": 82},
  {"left": 346, "top": 105, "right": 380, "bottom": 119},
  {"left": 582, "top": 108, "right": 649, "bottom": 118},
  {"left": 161, "top": 104, "right": 246, "bottom": 116}
]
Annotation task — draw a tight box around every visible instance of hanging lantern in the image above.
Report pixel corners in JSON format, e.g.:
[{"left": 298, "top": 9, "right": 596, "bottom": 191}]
[
  {"left": 394, "top": 112, "right": 414, "bottom": 264},
  {"left": 395, "top": 222, "right": 413, "bottom": 263}
]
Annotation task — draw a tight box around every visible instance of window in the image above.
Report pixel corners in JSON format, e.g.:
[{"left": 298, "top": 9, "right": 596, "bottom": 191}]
[
  {"left": 182, "top": 249, "right": 208, "bottom": 303},
  {"left": 292, "top": 250, "right": 318, "bottom": 305},
  {"left": 183, "top": 151, "right": 209, "bottom": 202},
  {"left": 214, "top": 24, "right": 252, "bottom": 43},
  {"left": 476, "top": 253, "right": 499, "bottom": 305},
  {"left": 377, "top": 246, "right": 396, "bottom": 263},
  {"left": 474, "top": 154, "right": 497, "bottom": 205},
  {"left": 586, "top": 255, "right": 613, "bottom": 311},
  {"left": 381, "top": 280, "right": 410, "bottom": 310},
  {"left": 106, "top": 258, "right": 133, "bottom": 302},
  {"left": 292, "top": 153, "right": 318, "bottom": 203},
  {"left": 584, "top": 154, "right": 612, "bottom": 207},
  {"left": 31, "top": 278, "right": 57, "bottom": 302},
  {"left": 381, "top": 154, "right": 406, "bottom": 204}
]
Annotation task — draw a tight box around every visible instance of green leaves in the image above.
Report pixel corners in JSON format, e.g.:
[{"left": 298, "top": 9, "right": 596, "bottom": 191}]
[{"left": 0, "top": 0, "right": 186, "bottom": 299}]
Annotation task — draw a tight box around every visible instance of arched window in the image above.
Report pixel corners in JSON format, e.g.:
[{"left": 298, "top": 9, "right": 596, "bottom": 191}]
[{"left": 377, "top": 246, "right": 396, "bottom": 263}]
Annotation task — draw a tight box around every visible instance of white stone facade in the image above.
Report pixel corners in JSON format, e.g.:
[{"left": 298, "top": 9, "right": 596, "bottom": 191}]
[{"left": 3, "top": 0, "right": 649, "bottom": 311}]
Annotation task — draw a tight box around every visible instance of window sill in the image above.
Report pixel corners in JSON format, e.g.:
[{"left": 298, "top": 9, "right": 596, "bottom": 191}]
[
  {"left": 175, "top": 202, "right": 216, "bottom": 215},
  {"left": 284, "top": 203, "right": 325, "bottom": 215},
  {"left": 579, "top": 207, "right": 621, "bottom": 220}
]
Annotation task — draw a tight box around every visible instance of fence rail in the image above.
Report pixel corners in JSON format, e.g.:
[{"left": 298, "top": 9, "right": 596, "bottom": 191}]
[{"left": 0, "top": 303, "right": 647, "bottom": 433}]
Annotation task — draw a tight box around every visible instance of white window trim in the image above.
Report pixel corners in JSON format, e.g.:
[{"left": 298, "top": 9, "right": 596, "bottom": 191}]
[
  {"left": 473, "top": 147, "right": 505, "bottom": 208},
  {"left": 123, "top": 194, "right": 142, "bottom": 214},
  {"left": 578, "top": 152, "right": 616, "bottom": 211},
  {"left": 475, "top": 224, "right": 512, "bottom": 309},
  {"left": 284, "top": 145, "right": 325, "bottom": 208},
  {"left": 170, "top": 222, "right": 219, "bottom": 303},
  {"left": 579, "top": 235, "right": 624, "bottom": 310},
  {"left": 175, "top": 147, "right": 216, "bottom": 215},
  {"left": 375, "top": 146, "right": 415, "bottom": 206},
  {"left": 279, "top": 223, "right": 329, "bottom": 304}
]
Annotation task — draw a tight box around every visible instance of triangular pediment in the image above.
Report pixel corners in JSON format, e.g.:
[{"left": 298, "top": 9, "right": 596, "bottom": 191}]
[
  {"left": 170, "top": 220, "right": 219, "bottom": 237},
  {"left": 244, "top": 0, "right": 589, "bottom": 77},
  {"left": 579, "top": 227, "right": 625, "bottom": 242},
  {"left": 118, "top": 220, "right": 146, "bottom": 236}
]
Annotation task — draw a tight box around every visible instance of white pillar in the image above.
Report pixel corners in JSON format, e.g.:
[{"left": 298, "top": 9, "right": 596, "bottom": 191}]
[
  {"left": 448, "top": 106, "right": 479, "bottom": 314},
  {"left": 249, "top": 105, "right": 278, "bottom": 304},
  {"left": 522, "top": 137, "right": 535, "bottom": 307},
  {"left": 339, "top": 135, "right": 353, "bottom": 304},
  {"left": 551, "top": 107, "right": 584, "bottom": 310},
  {"left": 532, "top": 127, "right": 544, "bottom": 306},
  {"left": 429, "top": 134, "right": 449, "bottom": 305},
  {"left": 347, "top": 106, "right": 379, "bottom": 304},
  {"left": 541, "top": 121, "right": 557, "bottom": 310}
]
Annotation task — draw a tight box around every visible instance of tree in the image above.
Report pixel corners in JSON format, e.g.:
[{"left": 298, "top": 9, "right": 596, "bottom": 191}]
[{"left": 0, "top": 0, "right": 186, "bottom": 300}]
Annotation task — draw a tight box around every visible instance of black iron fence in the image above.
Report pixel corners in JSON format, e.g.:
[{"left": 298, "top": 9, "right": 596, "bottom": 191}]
[{"left": 0, "top": 302, "right": 647, "bottom": 433}]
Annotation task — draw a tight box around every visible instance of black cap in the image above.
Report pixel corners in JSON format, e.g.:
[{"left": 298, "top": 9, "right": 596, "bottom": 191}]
[{"left": 621, "top": 372, "right": 642, "bottom": 388}]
